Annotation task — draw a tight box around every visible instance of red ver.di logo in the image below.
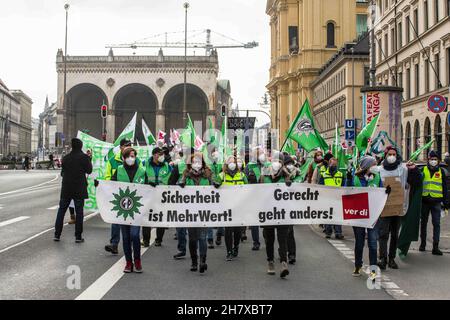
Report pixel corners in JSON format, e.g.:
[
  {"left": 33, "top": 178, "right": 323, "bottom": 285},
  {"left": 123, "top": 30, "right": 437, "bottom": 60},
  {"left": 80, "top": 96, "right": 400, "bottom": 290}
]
[{"left": 342, "top": 193, "right": 370, "bottom": 220}]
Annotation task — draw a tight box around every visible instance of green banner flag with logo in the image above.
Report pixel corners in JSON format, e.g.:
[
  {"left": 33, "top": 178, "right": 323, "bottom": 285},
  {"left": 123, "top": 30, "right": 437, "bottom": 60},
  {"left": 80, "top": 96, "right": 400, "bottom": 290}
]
[
  {"left": 142, "top": 118, "right": 156, "bottom": 145},
  {"left": 356, "top": 114, "right": 379, "bottom": 152},
  {"left": 114, "top": 112, "right": 137, "bottom": 147}
]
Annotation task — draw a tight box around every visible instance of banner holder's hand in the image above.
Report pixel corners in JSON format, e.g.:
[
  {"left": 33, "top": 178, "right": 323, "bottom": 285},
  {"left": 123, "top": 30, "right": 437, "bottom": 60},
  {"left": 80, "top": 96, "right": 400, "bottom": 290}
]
[
  {"left": 213, "top": 182, "right": 221, "bottom": 189},
  {"left": 285, "top": 180, "right": 292, "bottom": 187},
  {"left": 178, "top": 182, "right": 186, "bottom": 188},
  {"left": 385, "top": 185, "right": 391, "bottom": 195},
  {"left": 149, "top": 182, "right": 157, "bottom": 187},
  {"left": 94, "top": 179, "right": 99, "bottom": 187}
]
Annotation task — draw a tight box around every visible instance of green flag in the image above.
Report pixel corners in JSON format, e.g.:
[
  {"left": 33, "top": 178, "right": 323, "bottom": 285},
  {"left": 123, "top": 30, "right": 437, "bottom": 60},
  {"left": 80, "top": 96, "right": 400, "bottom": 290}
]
[
  {"left": 285, "top": 100, "right": 325, "bottom": 152},
  {"left": 114, "top": 112, "right": 137, "bottom": 147},
  {"left": 208, "top": 118, "right": 216, "bottom": 145},
  {"left": 409, "top": 139, "right": 435, "bottom": 161},
  {"left": 282, "top": 138, "right": 296, "bottom": 155},
  {"left": 141, "top": 118, "right": 156, "bottom": 145},
  {"left": 297, "top": 157, "right": 313, "bottom": 181},
  {"left": 332, "top": 126, "right": 347, "bottom": 172},
  {"left": 356, "top": 114, "right": 379, "bottom": 152},
  {"left": 180, "top": 114, "right": 196, "bottom": 147}
]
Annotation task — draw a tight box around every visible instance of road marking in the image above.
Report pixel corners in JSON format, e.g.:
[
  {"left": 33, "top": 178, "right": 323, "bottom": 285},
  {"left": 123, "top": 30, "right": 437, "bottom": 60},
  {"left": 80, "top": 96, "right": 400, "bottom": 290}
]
[
  {"left": 47, "top": 205, "right": 59, "bottom": 210},
  {"left": 0, "top": 211, "right": 98, "bottom": 254},
  {"left": 0, "top": 216, "right": 30, "bottom": 227},
  {"left": 0, "top": 174, "right": 59, "bottom": 196},
  {"left": 76, "top": 228, "right": 156, "bottom": 300},
  {"left": 0, "top": 184, "right": 60, "bottom": 200}
]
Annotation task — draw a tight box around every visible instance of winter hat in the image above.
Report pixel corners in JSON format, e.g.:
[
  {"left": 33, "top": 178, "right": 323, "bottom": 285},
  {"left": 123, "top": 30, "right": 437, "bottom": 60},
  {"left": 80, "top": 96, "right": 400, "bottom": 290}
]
[
  {"left": 324, "top": 152, "right": 334, "bottom": 162},
  {"left": 428, "top": 150, "right": 439, "bottom": 160},
  {"left": 384, "top": 146, "right": 398, "bottom": 157},
  {"left": 359, "top": 156, "right": 377, "bottom": 171},
  {"left": 284, "top": 154, "right": 295, "bottom": 166}
]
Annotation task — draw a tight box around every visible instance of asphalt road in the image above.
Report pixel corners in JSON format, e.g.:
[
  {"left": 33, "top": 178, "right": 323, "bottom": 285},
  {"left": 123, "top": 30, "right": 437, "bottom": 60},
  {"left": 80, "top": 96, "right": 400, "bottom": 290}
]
[{"left": 0, "top": 169, "right": 448, "bottom": 300}]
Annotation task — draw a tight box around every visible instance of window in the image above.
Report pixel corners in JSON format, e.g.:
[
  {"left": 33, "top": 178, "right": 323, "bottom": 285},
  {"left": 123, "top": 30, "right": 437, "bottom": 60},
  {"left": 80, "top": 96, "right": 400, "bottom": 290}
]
[
  {"left": 384, "top": 33, "right": 389, "bottom": 56},
  {"left": 435, "top": 0, "right": 439, "bottom": 23},
  {"left": 435, "top": 53, "right": 441, "bottom": 88},
  {"left": 424, "top": 0, "right": 429, "bottom": 31},
  {"left": 391, "top": 28, "right": 395, "bottom": 54},
  {"left": 415, "top": 63, "right": 420, "bottom": 97},
  {"left": 448, "top": 0, "right": 450, "bottom": 16},
  {"left": 378, "top": 38, "right": 382, "bottom": 63},
  {"left": 398, "top": 22, "right": 403, "bottom": 49},
  {"left": 425, "top": 59, "right": 430, "bottom": 92},
  {"left": 447, "top": 48, "right": 450, "bottom": 85},
  {"left": 398, "top": 71, "right": 403, "bottom": 88},
  {"left": 406, "top": 16, "right": 411, "bottom": 43},
  {"left": 357, "top": 15, "right": 368, "bottom": 36},
  {"left": 406, "top": 68, "right": 411, "bottom": 99},
  {"left": 413, "top": 9, "right": 419, "bottom": 37},
  {"left": 326, "top": 22, "right": 335, "bottom": 47},
  {"left": 364, "top": 67, "right": 370, "bottom": 86},
  {"left": 288, "top": 26, "right": 299, "bottom": 54}
]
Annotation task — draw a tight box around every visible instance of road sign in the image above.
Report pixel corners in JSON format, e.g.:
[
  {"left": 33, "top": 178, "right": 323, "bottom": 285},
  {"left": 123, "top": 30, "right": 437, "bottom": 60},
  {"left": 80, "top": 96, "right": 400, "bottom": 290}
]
[
  {"left": 427, "top": 94, "right": 447, "bottom": 114},
  {"left": 447, "top": 112, "right": 450, "bottom": 127},
  {"left": 227, "top": 117, "right": 256, "bottom": 130},
  {"left": 345, "top": 119, "right": 355, "bottom": 129},
  {"left": 345, "top": 130, "right": 356, "bottom": 141}
]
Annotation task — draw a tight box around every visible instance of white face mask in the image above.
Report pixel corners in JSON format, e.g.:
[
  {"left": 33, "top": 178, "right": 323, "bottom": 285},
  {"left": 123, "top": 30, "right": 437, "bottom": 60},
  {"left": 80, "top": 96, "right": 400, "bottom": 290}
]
[
  {"left": 192, "top": 162, "right": 202, "bottom": 172},
  {"left": 258, "top": 154, "right": 266, "bottom": 163},
  {"left": 125, "top": 157, "right": 136, "bottom": 166},
  {"left": 272, "top": 162, "right": 282, "bottom": 172},
  {"left": 212, "top": 151, "right": 219, "bottom": 160},
  {"left": 228, "top": 162, "right": 237, "bottom": 171},
  {"left": 369, "top": 166, "right": 380, "bottom": 174},
  {"left": 386, "top": 155, "right": 397, "bottom": 164},
  {"left": 429, "top": 160, "right": 438, "bottom": 167},
  {"left": 158, "top": 155, "right": 165, "bottom": 163}
]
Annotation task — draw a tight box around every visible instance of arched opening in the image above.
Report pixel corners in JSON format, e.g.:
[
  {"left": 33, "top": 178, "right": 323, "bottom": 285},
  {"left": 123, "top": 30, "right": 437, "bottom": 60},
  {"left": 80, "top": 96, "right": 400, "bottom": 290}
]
[
  {"left": 66, "top": 83, "right": 108, "bottom": 140},
  {"left": 434, "top": 115, "right": 442, "bottom": 158},
  {"left": 424, "top": 117, "right": 432, "bottom": 158},
  {"left": 162, "top": 83, "right": 209, "bottom": 133},
  {"left": 405, "top": 122, "right": 411, "bottom": 160},
  {"left": 113, "top": 84, "right": 158, "bottom": 144},
  {"left": 414, "top": 120, "right": 420, "bottom": 152},
  {"left": 326, "top": 22, "right": 336, "bottom": 48}
]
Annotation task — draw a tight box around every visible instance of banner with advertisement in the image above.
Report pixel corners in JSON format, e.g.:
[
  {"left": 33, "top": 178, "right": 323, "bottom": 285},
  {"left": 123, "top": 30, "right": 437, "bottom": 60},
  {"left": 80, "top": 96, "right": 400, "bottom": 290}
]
[
  {"left": 77, "top": 131, "right": 153, "bottom": 210},
  {"left": 96, "top": 181, "right": 388, "bottom": 228}
]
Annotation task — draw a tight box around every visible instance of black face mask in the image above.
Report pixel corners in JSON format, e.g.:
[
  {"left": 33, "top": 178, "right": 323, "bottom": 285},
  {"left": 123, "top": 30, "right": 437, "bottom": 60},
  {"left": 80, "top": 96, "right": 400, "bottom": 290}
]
[{"left": 329, "top": 165, "right": 337, "bottom": 174}]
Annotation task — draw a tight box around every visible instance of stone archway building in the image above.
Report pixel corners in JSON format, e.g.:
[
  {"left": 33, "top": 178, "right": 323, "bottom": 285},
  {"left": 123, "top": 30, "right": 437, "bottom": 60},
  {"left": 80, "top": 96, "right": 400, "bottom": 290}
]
[{"left": 56, "top": 48, "right": 231, "bottom": 144}]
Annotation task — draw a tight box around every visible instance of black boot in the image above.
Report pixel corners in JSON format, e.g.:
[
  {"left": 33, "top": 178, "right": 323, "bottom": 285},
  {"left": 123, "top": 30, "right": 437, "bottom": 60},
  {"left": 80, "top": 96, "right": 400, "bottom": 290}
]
[
  {"left": 377, "top": 257, "right": 387, "bottom": 270},
  {"left": 190, "top": 255, "right": 198, "bottom": 271},
  {"left": 388, "top": 258, "right": 399, "bottom": 269},
  {"left": 419, "top": 240, "right": 426, "bottom": 252},
  {"left": 432, "top": 242, "right": 443, "bottom": 256},
  {"left": 199, "top": 256, "right": 208, "bottom": 274}
]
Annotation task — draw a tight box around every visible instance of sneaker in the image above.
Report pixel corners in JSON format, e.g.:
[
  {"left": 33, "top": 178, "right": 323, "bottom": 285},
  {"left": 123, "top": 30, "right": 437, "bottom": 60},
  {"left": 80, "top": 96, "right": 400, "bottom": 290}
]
[
  {"left": 241, "top": 235, "right": 248, "bottom": 242},
  {"left": 288, "top": 258, "right": 296, "bottom": 265},
  {"left": 173, "top": 252, "right": 186, "bottom": 260},
  {"left": 215, "top": 236, "right": 222, "bottom": 246},
  {"left": 369, "top": 270, "right": 377, "bottom": 282},
  {"left": 280, "top": 262, "right": 289, "bottom": 278},
  {"left": 419, "top": 241, "right": 426, "bottom": 252},
  {"left": 226, "top": 252, "right": 233, "bottom": 261},
  {"left": 325, "top": 234, "right": 332, "bottom": 239},
  {"left": 141, "top": 240, "right": 150, "bottom": 248},
  {"left": 207, "top": 239, "right": 214, "bottom": 249},
  {"left": 173, "top": 233, "right": 178, "bottom": 240},
  {"left": 377, "top": 258, "right": 387, "bottom": 270},
  {"left": 134, "top": 259, "right": 143, "bottom": 273},
  {"left": 105, "top": 244, "right": 119, "bottom": 255},
  {"left": 388, "top": 259, "right": 399, "bottom": 269},
  {"left": 352, "top": 267, "right": 362, "bottom": 277},
  {"left": 199, "top": 262, "right": 208, "bottom": 274},
  {"left": 154, "top": 240, "right": 162, "bottom": 247},
  {"left": 190, "top": 264, "right": 198, "bottom": 272},
  {"left": 124, "top": 261, "right": 133, "bottom": 273},
  {"left": 432, "top": 248, "right": 443, "bottom": 256},
  {"left": 251, "top": 243, "right": 260, "bottom": 251},
  {"left": 335, "top": 234, "right": 345, "bottom": 240},
  {"left": 53, "top": 236, "right": 60, "bottom": 242},
  {"left": 232, "top": 247, "right": 239, "bottom": 258},
  {"left": 267, "top": 261, "right": 275, "bottom": 275},
  {"left": 75, "top": 238, "right": 84, "bottom": 243}
]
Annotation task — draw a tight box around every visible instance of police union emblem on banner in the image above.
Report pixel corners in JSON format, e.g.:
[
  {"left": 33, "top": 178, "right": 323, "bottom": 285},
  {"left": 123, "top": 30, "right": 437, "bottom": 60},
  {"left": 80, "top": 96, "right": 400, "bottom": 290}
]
[
  {"left": 295, "top": 116, "right": 314, "bottom": 136},
  {"left": 110, "top": 187, "right": 143, "bottom": 220}
]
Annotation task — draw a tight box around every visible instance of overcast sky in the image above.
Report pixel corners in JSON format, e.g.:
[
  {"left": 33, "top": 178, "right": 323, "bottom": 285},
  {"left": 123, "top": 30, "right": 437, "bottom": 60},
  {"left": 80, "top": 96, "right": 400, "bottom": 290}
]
[{"left": 0, "top": 0, "right": 270, "bottom": 125}]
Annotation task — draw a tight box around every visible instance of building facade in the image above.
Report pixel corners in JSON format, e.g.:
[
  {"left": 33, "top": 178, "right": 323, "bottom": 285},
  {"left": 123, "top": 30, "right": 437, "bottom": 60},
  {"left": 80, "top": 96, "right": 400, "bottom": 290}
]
[
  {"left": 11, "top": 90, "right": 33, "bottom": 155},
  {"left": 39, "top": 97, "right": 58, "bottom": 154},
  {"left": 266, "top": 0, "right": 369, "bottom": 144},
  {"left": 31, "top": 117, "right": 40, "bottom": 155},
  {"left": 311, "top": 36, "right": 370, "bottom": 145},
  {"left": 374, "top": 0, "right": 450, "bottom": 160}
]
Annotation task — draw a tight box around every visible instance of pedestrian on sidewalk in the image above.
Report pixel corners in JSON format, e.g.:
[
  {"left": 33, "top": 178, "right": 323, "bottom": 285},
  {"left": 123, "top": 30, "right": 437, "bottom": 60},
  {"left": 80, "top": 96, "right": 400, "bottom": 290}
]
[
  {"left": 260, "top": 151, "right": 291, "bottom": 278},
  {"left": 347, "top": 156, "right": 384, "bottom": 280},
  {"left": 111, "top": 147, "right": 147, "bottom": 273},
  {"left": 419, "top": 150, "right": 449, "bottom": 255},
  {"left": 53, "top": 138, "right": 92, "bottom": 243},
  {"left": 48, "top": 153, "right": 55, "bottom": 170},
  {"left": 178, "top": 152, "right": 219, "bottom": 274}
]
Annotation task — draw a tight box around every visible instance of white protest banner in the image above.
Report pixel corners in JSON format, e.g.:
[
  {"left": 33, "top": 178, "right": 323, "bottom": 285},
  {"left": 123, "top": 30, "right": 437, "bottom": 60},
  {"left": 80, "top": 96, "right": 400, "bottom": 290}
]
[{"left": 96, "top": 181, "right": 388, "bottom": 228}]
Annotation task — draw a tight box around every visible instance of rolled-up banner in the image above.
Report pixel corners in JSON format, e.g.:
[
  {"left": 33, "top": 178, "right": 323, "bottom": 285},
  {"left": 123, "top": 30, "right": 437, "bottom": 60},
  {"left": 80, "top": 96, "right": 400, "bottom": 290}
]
[{"left": 96, "top": 181, "right": 388, "bottom": 228}]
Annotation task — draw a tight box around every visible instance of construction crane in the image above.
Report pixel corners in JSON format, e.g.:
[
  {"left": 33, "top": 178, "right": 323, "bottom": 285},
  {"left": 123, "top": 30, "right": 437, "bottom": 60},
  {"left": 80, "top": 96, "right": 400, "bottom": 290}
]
[{"left": 105, "top": 29, "right": 258, "bottom": 55}]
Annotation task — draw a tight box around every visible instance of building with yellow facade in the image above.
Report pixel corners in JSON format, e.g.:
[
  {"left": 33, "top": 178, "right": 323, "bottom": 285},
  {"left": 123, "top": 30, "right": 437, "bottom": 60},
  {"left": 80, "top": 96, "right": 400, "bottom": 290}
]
[{"left": 266, "top": 0, "right": 369, "bottom": 144}]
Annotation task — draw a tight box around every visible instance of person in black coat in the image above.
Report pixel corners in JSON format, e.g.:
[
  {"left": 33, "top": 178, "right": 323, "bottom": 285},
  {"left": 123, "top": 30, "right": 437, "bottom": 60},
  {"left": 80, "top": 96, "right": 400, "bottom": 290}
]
[{"left": 54, "top": 138, "right": 93, "bottom": 242}]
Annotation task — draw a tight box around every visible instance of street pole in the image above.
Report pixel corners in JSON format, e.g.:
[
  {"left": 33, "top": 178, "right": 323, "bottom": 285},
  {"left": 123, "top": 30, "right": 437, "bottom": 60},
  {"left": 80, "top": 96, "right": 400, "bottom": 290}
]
[
  {"left": 63, "top": 3, "right": 69, "bottom": 153},
  {"left": 183, "top": 2, "right": 189, "bottom": 123},
  {"left": 369, "top": 0, "right": 376, "bottom": 86},
  {"left": 351, "top": 47, "right": 355, "bottom": 119}
]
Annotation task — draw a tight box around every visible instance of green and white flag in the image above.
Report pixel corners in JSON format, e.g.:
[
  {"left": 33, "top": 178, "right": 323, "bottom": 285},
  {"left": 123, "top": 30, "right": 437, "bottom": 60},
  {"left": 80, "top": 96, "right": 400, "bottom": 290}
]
[
  {"left": 356, "top": 114, "right": 379, "bottom": 153},
  {"left": 114, "top": 112, "right": 137, "bottom": 147},
  {"left": 142, "top": 118, "right": 156, "bottom": 146},
  {"left": 285, "top": 100, "right": 327, "bottom": 153},
  {"left": 409, "top": 139, "right": 435, "bottom": 161},
  {"left": 282, "top": 137, "right": 296, "bottom": 155},
  {"left": 180, "top": 114, "right": 196, "bottom": 148}
]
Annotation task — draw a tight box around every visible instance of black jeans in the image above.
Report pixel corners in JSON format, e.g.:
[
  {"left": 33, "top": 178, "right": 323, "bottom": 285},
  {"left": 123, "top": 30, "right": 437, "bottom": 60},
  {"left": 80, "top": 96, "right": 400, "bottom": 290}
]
[
  {"left": 225, "top": 227, "right": 241, "bottom": 252},
  {"left": 378, "top": 216, "right": 401, "bottom": 260},
  {"left": 287, "top": 225, "right": 296, "bottom": 259},
  {"left": 188, "top": 228, "right": 207, "bottom": 262},
  {"left": 421, "top": 201, "right": 441, "bottom": 243},
  {"left": 54, "top": 198, "right": 84, "bottom": 239},
  {"left": 263, "top": 226, "right": 288, "bottom": 263},
  {"left": 142, "top": 227, "right": 166, "bottom": 243}
]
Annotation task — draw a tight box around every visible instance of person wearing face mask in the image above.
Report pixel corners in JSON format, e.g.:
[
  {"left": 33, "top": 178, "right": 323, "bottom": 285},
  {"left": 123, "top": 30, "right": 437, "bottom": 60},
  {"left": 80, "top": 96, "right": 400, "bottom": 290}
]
[
  {"left": 218, "top": 156, "right": 248, "bottom": 261},
  {"left": 259, "top": 151, "right": 291, "bottom": 278},
  {"left": 347, "top": 156, "right": 384, "bottom": 279},
  {"left": 104, "top": 139, "right": 134, "bottom": 255},
  {"left": 179, "top": 152, "right": 220, "bottom": 274},
  {"left": 308, "top": 151, "right": 326, "bottom": 184},
  {"left": 377, "top": 146, "right": 420, "bottom": 270},
  {"left": 419, "top": 150, "right": 449, "bottom": 256},
  {"left": 444, "top": 152, "right": 450, "bottom": 168},
  {"left": 111, "top": 147, "right": 147, "bottom": 273},
  {"left": 141, "top": 147, "right": 172, "bottom": 248},
  {"left": 319, "top": 155, "right": 345, "bottom": 240}
]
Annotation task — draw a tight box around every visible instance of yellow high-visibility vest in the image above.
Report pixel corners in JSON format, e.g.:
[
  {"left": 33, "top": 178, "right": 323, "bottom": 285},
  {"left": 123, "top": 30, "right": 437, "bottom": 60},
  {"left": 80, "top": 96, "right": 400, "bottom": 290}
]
[{"left": 422, "top": 166, "right": 443, "bottom": 198}]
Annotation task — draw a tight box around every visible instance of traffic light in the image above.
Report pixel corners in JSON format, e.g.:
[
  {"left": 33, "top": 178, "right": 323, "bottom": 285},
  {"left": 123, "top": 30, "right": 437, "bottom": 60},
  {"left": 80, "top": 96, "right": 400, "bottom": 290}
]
[
  {"left": 221, "top": 105, "right": 226, "bottom": 117},
  {"left": 101, "top": 105, "right": 108, "bottom": 119}
]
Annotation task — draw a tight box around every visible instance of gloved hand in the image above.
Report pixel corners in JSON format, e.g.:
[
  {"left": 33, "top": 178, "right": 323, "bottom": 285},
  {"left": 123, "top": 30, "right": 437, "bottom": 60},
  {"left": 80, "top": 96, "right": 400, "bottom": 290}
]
[
  {"left": 285, "top": 180, "right": 292, "bottom": 187},
  {"left": 213, "top": 182, "right": 221, "bottom": 189},
  {"left": 148, "top": 182, "right": 157, "bottom": 187},
  {"left": 178, "top": 182, "right": 186, "bottom": 188},
  {"left": 385, "top": 185, "right": 391, "bottom": 195},
  {"left": 94, "top": 179, "right": 99, "bottom": 187}
]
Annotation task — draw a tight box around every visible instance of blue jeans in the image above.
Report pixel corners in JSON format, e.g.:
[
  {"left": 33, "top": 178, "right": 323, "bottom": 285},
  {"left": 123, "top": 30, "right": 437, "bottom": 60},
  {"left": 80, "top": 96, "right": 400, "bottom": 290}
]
[
  {"left": 188, "top": 228, "right": 207, "bottom": 259},
  {"left": 207, "top": 228, "right": 214, "bottom": 241},
  {"left": 325, "top": 224, "right": 342, "bottom": 236},
  {"left": 251, "top": 226, "right": 260, "bottom": 245},
  {"left": 176, "top": 228, "right": 187, "bottom": 253},
  {"left": 110, "top": 224, "right": 121, "bottom": 245},
  {"left": 353, "top": 226, "right": 378, "bottom": 268},
  {"left": 54, "top": 198, "right": 84, "bottom": 239},
  {"left": 121, "top": 225, "right": 141, "bottom": 262}
]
